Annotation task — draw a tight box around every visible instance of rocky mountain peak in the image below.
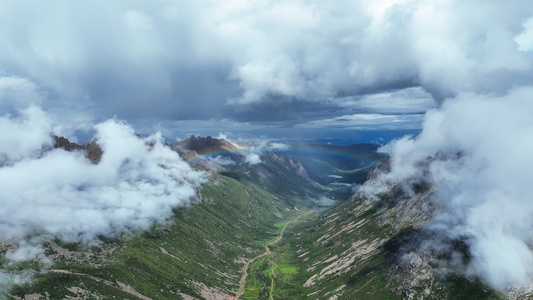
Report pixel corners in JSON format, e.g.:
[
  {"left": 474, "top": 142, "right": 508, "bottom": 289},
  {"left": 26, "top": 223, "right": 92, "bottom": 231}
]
[
  {"left": 53, "top": 136, "right": 103, "bottom": 164},
  {"left": 173, "top": 135, "right": 238, "bottom": 155}
]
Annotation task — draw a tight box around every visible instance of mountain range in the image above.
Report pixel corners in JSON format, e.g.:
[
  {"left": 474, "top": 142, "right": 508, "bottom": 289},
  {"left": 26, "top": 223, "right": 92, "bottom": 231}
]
[{"left": 2, "top": 135, "right": 525, "bottom": 299}]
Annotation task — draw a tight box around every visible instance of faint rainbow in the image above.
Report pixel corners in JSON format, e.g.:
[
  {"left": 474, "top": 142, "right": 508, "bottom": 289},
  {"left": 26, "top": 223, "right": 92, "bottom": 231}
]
[
  {"left": 186, "top": 147, "right": 254, "bottom": 163},
  {"left": 186, "top": 144, "right": 380, "bottom": 166}
]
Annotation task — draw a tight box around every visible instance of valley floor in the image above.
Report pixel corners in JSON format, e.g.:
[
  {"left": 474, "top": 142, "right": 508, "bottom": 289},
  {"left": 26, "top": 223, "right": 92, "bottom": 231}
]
[
  {"left": 4, "top": 175, "right": 311, "bottom": 299},
  {"left": 237, "top": 210, "right": 312, "bottom": 300}
]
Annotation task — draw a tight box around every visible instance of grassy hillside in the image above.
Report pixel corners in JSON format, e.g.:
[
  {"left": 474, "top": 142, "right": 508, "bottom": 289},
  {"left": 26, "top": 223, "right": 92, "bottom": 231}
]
[
  {"left": 239, "top": 194, "right": 398, "bottom": 300},
  {"left": 248, "top": 189, "right": 506, "bottom": 300},
  {"left": 4, "top": 144, "right": 505, "bottom": 299},
  {"left": 6, "top": 172, "right": 313, "bottom": 299}
]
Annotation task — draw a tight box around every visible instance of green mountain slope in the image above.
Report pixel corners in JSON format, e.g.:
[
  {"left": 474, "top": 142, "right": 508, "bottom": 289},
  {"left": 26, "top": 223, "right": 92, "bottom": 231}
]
[
  {"left": 7, "top": 171, "right": 312, "bottom": 299},
  {"left": 5, "top": 137, "right": 508, "bottom": 300},
  {"left": 253, "top": 177, "right": 506, "bottom": 300}
]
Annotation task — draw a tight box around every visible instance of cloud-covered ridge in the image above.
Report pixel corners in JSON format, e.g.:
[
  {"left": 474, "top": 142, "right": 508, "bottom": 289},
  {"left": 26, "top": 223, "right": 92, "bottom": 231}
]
[
  {"left": 0, "top": 106, "right": 206, "bottom": 259},
  {"left": 380, "top": 87, "right": 533, "bottom": 290}
]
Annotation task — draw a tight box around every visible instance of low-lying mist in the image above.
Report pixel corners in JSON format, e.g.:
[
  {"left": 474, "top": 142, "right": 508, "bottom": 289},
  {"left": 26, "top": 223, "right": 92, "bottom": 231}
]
[
  {"left": 0, "top": 105, "right": 206, "bottom": 262},
  {"left": 379, "top": 87, "right": 533, "bottom": 290}
]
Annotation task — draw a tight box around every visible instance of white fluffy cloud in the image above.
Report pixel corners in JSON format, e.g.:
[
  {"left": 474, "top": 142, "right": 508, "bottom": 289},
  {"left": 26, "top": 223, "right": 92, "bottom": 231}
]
[
  {"left": 1, "top": 0, "right": 532, "bottom": 128},
  {"left": 381, "top": 87, "right": 533, "bottom": 289},
  {"left": 515, "top": 17, "right": 533, "bottom": 52},
  {"left": 245, "top": 153, "right": 262, "bottom": 165},
  {"left": 0, "top": 76, "right": 43, "bottom": 109},
  {"left": 217, "top": 0, "right": 533, "bottom": 103},
  {"left": 0, "top": 106, "right": 52, "bottom": 162},
  {"left": 0, "top": 106, "right": 206, "bottom": 257}
]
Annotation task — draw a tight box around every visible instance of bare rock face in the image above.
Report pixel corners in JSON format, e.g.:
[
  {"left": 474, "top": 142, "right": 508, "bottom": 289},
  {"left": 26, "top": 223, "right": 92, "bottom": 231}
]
[
  {"left": 84, "top": 141, "right": 103, "bottom": 164},
  {"left": 173, "top": 135, "right": 238, "bottom": 155},
  {"left": 367, "top": 159, "right": 390, "bottom": 181},
  {"left": 291, "top": 159, "right": 309, "bottom": 178},
  {"left": 53, "top": 136, "right": 82, "bottom": 152},
  {"left": 53, "top": 136, "right": 103, "bottom": 164},
  {"left": 376, "top": 184, "right": 437, "bottom": 232},
  {"left": 364, "top": 152, "right": 516, "bottom": 299},
  {"left": 263, "top": 152, "right": 309, "bottom": 179}
]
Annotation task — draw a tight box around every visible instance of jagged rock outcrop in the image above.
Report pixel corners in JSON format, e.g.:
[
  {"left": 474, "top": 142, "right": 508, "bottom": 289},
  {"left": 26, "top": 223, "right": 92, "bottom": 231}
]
[
  {"left": 173, "top": 135, "right": 238, "bottom": 155},
  {"left": 53, "top": 136, "right": 103, "bottom": 164},
  {"left": 292, "top": 150, "right": 512, "bottom": 299},
  {"left": 364, "top": 152, "right": 518, "bottom": 299},
  {"left": 258, "top": 152, "right": 309, "bottom": 179},
  {"left": 367, "top": 159, "right": 390, "bottom": 181}
]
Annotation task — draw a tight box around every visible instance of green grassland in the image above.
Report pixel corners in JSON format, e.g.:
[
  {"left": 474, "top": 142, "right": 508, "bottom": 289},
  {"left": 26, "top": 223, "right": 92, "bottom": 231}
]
[
  {"left": 241, "top": 192, "right": 505, "bottom": 300},
  {"left": 6, "top": 172, "right": 314, "bottom": 299},
  {"left": 238, "top": 195, "right": 399, "bottom": 300},
  {"left": 3, "top": 149, "right": 508, "bottom": 300}
]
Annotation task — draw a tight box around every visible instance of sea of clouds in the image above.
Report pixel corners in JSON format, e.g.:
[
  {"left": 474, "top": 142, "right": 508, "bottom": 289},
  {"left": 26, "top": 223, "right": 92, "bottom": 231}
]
[{"left": 0, "top": 105, "right": 206, "bottom": 259}]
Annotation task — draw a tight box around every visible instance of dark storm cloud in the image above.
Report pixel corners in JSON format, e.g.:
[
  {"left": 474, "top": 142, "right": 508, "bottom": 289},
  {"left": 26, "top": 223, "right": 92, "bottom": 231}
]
[
  {"left": 228, "top": 96, "right": 342, "bottom": 124},
  {"left": 89, "top": 63, "right": 238, "bottom": 120},
  {"left": 0, "top": 0, "right": 239, "bottom": 121}
]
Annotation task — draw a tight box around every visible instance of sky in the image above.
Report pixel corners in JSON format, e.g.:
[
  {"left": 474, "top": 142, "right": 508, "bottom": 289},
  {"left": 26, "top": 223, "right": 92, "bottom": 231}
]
[
  {"left": 1, "top": 0, "right": 506, "bottom": 143},
  {"left": 1, "top": 1, "right": 531, "bottom": 143}
]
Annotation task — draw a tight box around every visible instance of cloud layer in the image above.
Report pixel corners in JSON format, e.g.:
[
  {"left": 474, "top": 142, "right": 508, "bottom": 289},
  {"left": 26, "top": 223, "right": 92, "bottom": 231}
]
[
  {"left": 381, "top": 87, "right": 533, "bottom": 290},
  {"left": 2, "top": 0, "right": 532, "bottom": 134},
  {"left": 0, "top": 106, "right": 205, "bottom": 259}
]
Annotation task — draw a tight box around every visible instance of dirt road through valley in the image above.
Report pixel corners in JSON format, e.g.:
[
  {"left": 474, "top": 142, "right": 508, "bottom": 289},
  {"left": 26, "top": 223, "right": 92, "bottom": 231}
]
[{"left": 234, "top": 212, "right": 310, "bottom": 300}]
